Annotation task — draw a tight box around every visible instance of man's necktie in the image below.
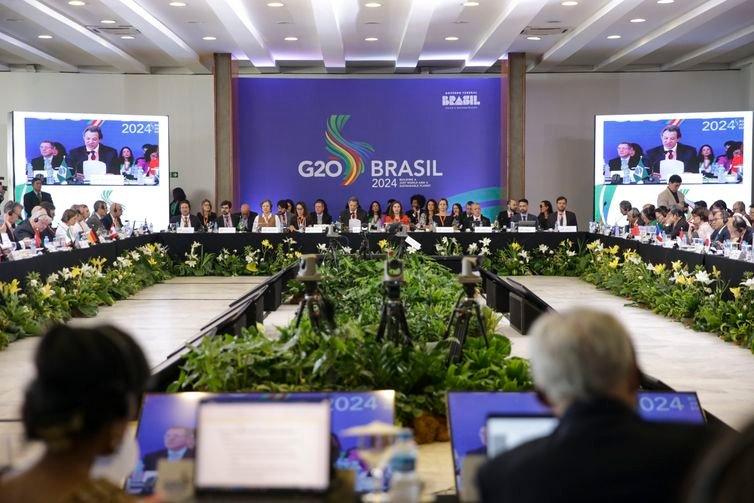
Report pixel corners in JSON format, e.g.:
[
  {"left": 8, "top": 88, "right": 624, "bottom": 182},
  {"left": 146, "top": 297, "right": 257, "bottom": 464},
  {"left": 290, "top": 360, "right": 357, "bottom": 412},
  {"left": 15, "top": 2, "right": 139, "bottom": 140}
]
[
  {"left": 560, "top": 214, "right": 565, "bottom": 226},
  {"left": 666, "top": 150, "right": 674, "bottom": 160},
  {"left": 225, "top": 215, "right": 230, "bottom": 227},
  {"left": 89, "top": 151, "right": 96, "bottom": 161},
  {"left": 183, "top": 216, "right": 188, "bottom": 227},
  {"left": 35, "top": 231, "right": 41, "bottom": 248},
  {"left": 351, "top": 212, "right": 356, "bottom": 220}
]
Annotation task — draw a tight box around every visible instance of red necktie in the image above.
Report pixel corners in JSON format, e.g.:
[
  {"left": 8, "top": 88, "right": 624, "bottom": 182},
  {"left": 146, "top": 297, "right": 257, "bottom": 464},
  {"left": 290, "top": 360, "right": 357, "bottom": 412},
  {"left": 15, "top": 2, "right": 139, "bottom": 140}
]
[
  {"left": 35, "top": 231, "right": 41, "bottom": 248},
  {"left": 225, "top": 215, "right": 231, "bottom": 227},
  {"left": 89, "top": 151, "right": 97, "bottom": 161},
  {"left": 667, "top": 151, "right": 674, "bottom": 160},
  {"left": 351, "top": 212, "right": 356, "bottom": 219}
]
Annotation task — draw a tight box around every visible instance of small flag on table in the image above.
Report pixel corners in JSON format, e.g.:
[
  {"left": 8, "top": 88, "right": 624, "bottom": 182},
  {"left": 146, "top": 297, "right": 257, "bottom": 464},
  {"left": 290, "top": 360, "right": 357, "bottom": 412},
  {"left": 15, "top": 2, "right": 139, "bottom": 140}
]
[{"left": 87, "top": 229, "right": 98, "bottom": 244}]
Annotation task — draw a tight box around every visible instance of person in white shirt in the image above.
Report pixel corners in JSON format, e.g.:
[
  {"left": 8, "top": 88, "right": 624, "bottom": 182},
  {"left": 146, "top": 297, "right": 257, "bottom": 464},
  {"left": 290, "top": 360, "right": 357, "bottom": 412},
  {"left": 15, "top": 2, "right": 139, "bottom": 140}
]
[
  {"left": 252, "top": 199, "right": 282, "bottom": 231},
  {"left": 55, "top": 209, "right": 80, "bottom": 245},
  {"left": 689, "top": 207, "right": 713, "bottom": 242}
]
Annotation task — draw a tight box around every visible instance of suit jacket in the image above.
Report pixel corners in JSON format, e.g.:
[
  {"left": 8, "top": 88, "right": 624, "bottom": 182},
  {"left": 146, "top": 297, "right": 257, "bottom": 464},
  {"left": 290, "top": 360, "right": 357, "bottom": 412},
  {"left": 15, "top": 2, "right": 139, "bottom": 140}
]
[
  {"left": 668, "top": 218, "right": 690, "bottom": 240},
  {"left": 608, "top": 156, "right": 638, "bottom": 171},
  {"left": 496, "top": 211, "right": 515, "bottom": 229},
  {"left": 30, "top": 155, "right": 66, "bottom": 172},
  {"left": 547, "top": 211, "right": 578, "bottom": 229},
  {"left": 511, "top": 213, "right": 537, "bottom": 223},
  {"left": 216, "top": 213, "right": 240, "bottom": 228},
  {"left": 68, "top": 144, "right": 120, "bottom": 176},
  {"left": 277, "top": 211, "right": 296, "bottom": 228},
  {"left": 23, "top": 190, "right": 53, "bottom": 218},
  {"left": 645, "top": 143, "right": 698, "bottom": 174},
  {"left": 306, "top": 213, "right": 333, "bottom": 226},
  {"left": 15, "top": 220, "right": 54, "bottom": 242},
  {"left": 170, "top": 214, "right": 201, "bottom": 231},
  {"left": 710, "top": 226, "right": 730, "bottom": 243},
  {"left": 477, "top": 399, "right": 714, "bottom": 503},
  {"left": 467, "top": 215, "right": 491, "bottom": 228},
  {"left": 657, "top": 187, "right": 686, "bottom": 210},
  {"left": 101, "top": 214, "right": 123, "bottom": 232},
  {"left": 235, "top": 212, "right": 258, "bottom": 231},
  {"left": 338, "top": 208, "right": 368, "bottom": 225},
  {"left": 86, "top": 215, "right": 103, "bottom": 233},
  {"left": 142, "top": 448, "right": 195, "bottom": 471}
]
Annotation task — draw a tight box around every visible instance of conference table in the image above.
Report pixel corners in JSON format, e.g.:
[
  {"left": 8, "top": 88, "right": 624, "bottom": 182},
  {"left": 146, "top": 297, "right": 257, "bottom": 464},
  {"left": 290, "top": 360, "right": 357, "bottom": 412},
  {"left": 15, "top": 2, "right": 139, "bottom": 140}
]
[{"left": 2, "top": 231, "right": 753, "bottom": 288}]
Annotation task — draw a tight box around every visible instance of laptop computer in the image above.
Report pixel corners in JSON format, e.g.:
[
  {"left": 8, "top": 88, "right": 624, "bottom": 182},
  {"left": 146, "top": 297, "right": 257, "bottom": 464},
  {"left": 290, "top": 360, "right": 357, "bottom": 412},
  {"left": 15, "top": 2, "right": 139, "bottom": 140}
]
[
  {"left": 194, "top": 397, "right": 331, "bottom": 494},
  {"left": 485, "top": 415, "right": 559, "bottom": 458}
]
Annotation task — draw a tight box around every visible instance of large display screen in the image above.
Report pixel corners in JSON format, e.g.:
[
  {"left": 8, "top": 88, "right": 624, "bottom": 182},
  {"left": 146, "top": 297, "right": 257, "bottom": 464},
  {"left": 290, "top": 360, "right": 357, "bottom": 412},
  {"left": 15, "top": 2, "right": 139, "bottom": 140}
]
[
  {"left": 126, "top": 391, "right": 395, "bottom": 495},
  {"left": 11, "top": 111, "right": 169, "bottom": 230},
  {"left": 594, "top": 111, "right": 752, "bottom": 225}
]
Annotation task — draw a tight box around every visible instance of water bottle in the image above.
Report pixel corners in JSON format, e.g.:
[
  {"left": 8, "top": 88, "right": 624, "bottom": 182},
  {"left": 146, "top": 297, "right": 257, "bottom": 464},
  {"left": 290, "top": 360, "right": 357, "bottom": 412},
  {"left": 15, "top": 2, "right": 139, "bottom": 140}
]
[
  {"left": 45, "top": 166, "right": 54, "bottom": 185},
  {"left": 388, "top": 430, "right": 420, "bottom": 503},
  {"left": 418, "top": 212, "right": 426, "bottom": 229},
  {"left": 603, "top": 163, "right": 610, "bottom": 180},
  {"left": 43, "top": 236, "right": 50, "bottom": 249},
  {"left": 716, "top": 163, "right": 726, "bottom": 183},
  {"left": 622, "top": 165, "right": 631, "bottom": 185}
]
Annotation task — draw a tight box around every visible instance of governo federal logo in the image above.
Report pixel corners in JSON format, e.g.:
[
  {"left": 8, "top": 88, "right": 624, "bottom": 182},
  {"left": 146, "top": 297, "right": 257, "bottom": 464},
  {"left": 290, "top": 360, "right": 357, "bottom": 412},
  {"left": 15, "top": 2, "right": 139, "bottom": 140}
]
[{"left": 298, "top": 114, "right": 375, "bottom": 187}]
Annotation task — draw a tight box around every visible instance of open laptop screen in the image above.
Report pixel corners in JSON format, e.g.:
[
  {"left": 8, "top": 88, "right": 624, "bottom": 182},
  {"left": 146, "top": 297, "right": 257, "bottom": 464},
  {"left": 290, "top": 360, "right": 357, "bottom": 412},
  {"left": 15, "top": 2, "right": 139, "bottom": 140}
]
[
  {"left": 195, "top": 399, "right": 331, "bottom": 492},
  {"left": 485, "top": 416, "right": 559, "bottom": 458}
]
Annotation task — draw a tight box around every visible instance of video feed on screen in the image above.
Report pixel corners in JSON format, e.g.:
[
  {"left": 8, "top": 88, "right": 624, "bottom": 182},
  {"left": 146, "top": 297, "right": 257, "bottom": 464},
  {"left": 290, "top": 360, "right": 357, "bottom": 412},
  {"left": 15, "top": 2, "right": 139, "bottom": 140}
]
[
  {"left": 11, "top": 112, "right": 170, "bottom": 229},
  {"left": 593, "top": 111, "right": 753, "bottom": 225}
]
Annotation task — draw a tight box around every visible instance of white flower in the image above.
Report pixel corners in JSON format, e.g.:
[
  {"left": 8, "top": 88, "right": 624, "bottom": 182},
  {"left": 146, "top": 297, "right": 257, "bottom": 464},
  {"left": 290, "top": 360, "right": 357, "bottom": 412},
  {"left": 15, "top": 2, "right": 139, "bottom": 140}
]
[
  {"left": 61, "top": 268, "right": 72, "bottom": 280},
  {"left": 518, "top": 250, "right": 529, "bottom": 261},
  {"left": 435, "top": 243, "right": 443, "bottom": 253},
  {"left": 186, "top": 259, "right": 198, "bottom": 268},
  {"left": 317, "top": 243, "right": 328, "bottom": 253},
  {"left": 441, "top": 237, "right": 448, "bottom": 244},
  {"left": 47, "top": 273, "right": 59, "bottom": 284},
  {"left": 538, "top": 244, "right": 549, "bottom": 253},
  {"left": 627, "top": 254, "right": 641, "bottom": 265},
  {"left": 28, "top": 279, "right": 39, "bottom": 288},
  {"left": 695, "top": 271, "right": 712, "bottom": 285},
  {"left": 467, "top": 243, "right": 479, "bottom": 254},
  {"left": 742, "top": 277, "right": 754, "bottom": 288},
  {"left": 646, "top": 263, "right": 654, "bottom": 271},
  {"left": 566, "top": 250, "right": 576, "bottom": 257},
  {"left": 480, "top": 246, "right": 490, "bottom": 256},
  {"left": 480, "top": 237, "right": 491, "bottom": 247},
  {"left": 284, "top": 237, "right": 296, "bottom": 246},
  {"left": 407, "top": 247, "right": 417, "bottom": 254},
  {"left": 130, "top": 251, "right": 140, "bottom": 261},
  {"left": 342, "top": 246, "right": 352, "bottom": 254}
]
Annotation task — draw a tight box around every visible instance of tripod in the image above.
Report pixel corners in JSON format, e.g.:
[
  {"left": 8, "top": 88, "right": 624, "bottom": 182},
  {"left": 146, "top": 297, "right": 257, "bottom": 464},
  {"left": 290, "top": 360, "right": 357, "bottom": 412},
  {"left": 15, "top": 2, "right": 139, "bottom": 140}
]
[
  {"left": 377, "top": 280, "right": 412, "bottom": 346},
  {"left": 294, "top": 280, "right": 335, "bottom": 332},
  {"left": 446, "top": 282, "right": 489, "bottom": 364}
]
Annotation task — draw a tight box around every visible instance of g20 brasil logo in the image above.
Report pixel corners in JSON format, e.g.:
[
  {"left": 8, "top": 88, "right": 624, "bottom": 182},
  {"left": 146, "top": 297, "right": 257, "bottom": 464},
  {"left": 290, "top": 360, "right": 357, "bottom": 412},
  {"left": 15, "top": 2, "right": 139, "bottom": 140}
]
[{"left": 298, "top": 114, "right": 374, "bottom": 187}]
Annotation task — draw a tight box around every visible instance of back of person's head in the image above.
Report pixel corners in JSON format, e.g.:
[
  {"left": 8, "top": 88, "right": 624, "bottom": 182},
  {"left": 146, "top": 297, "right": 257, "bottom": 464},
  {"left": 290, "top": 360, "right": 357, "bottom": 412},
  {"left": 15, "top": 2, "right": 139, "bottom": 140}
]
[
  {"left": 696, "top": 200, "right": 708, "bottom": 209},
  {"left": 23, "top": 325, "right": 149, "bottom": 450},
  {"left": 711, "top": 200, "right": 727, "bottom": 211},
  {"left": 529, "top": 309, "right": 637, "bottom": 408},
  {"left": 172, "top": 187, "right": 186, "bottom": 202},
  {"left": 628, "top": 208, "right": 641, "bottom": 220},
  {"left": 687, "top": 419, "right": 754, "bottom": 503}
]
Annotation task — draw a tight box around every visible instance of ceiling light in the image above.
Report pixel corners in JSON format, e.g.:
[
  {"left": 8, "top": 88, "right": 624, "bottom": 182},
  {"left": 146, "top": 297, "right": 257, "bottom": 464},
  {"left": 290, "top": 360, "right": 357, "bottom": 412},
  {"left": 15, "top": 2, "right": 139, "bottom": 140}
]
[
  {"left": 267, "top": 2, "right": 284, "bottom": 6},
  {"left": 463, "top": 1, "right": 480, "bottom": 5},
  {"left": 169, "top": 2, "right": 187, "bottom": 6},
  {"left": 527, "top": 36, "right": 541, "bottom": 41},
  {"left": 68, "top": 1, "right": 86, "bottom": 5},
  {"left": 606, "top": 35, "right": 621, "bottom": 39},
  {"left": 101, "top": 19, "right": 116, "bottom": 24},
  {"left": 121, "top": 35, "right": 135, "bottom": 39},
  {"left": 365, "top": 2, "right": 382, "bottom": 7},
  {"left": 561, "top": 1, "right": 578, "bottom": 5},
  {"left": 657, "top": 0, "right": 674, "bottom": 3},
  {"left": 37, "top": 34, "right": 53, "bottom": 39},
  {"left": 284, "top": 36, "right": 298, "bottom": 41},
  {"left": 202, "top": 36, "right": 216, "bottom": 40},
  {"left": 445, "top": 36, "right": 459, "bottom": 41},
  {"left": 630, "top": 18, "right": 646, "bottom": 23},
  {"left": 365, "top": 37, "right": 378, "bottom": 41}
]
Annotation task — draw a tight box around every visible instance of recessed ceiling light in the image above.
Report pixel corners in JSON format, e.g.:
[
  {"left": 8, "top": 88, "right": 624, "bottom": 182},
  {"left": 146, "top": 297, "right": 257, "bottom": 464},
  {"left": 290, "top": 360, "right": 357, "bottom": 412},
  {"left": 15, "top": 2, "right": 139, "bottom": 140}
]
[
  {"left": 121, "top": 35, "right": 135, "bottom": 39},
  {"left": 527, "top": 36, "right": 541, "bottom": 40},
  {"left": 606, "top": 35, "right": 621, "bottom": 39},
  {"left": 68, "top": 1, "right": 86, "bottom": 5},
  {"left": 202, "top": 36, "right": 216, "bottom": 40},
  {"left": 101, "top": 19, "right": 116, "bottom": 24},
  {"left": 657, "top": 0, "right": 674, "bottom": 3},
  {"left": 445, "top": 36, "right": 460, "bottom": 41},
  {"left": 169, "top": 1, "right": 187, "bottom": 6},
  {"left": 365, "top": 37, "right": 378, "bottom": 41},
  {"left": 284, "top": 36, "right": 298, "bottom": 41},
  {"left": 267, "top": 2, "right": 284, "bottom": 6},
  {"left": 37, "top": 34, "right": 53, "bottom": 39},
  {"left": 463, "top": 1, "right": 480, "bottom": 6},
  {"left": 561, "top": 1, "right": 578, "bottom": 5},
  {"left": 365, "top": 21, "right": 381, "bottom": 25},
  {"left": 365, "top": 2, "right": 382, "bottom": 7},
  {"left": 630, "top": 18, "right": 646, "bottom": 23}
]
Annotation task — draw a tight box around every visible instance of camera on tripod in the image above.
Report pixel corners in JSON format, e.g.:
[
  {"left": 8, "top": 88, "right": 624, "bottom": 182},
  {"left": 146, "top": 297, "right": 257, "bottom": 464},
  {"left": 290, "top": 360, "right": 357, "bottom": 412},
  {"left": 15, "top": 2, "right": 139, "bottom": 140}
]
[
  {"left": 383, "top": 256, "right": 404, "bottom": 296},
  {"left": 377, "top": 255, "right": 411, "bottom": 345},
  {"left": 294, "top": 254, "right": 335, "bottom": 332},
  {"left": 445, "top": 256, "right": 489, "bottom": 364}
]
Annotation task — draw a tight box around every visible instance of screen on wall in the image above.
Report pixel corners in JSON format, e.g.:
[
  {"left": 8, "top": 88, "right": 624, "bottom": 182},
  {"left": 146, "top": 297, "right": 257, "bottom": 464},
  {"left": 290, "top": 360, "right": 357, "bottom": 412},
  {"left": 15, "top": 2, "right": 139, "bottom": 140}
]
[
  {"left": 237, "top": 77, "right": 505, "bottom": 220},
  {"left": 11, "top": 111, "right": 169, "bottom": 230},
  {"left": 594, "top": 111, "right": 752, "bottom": 225}
]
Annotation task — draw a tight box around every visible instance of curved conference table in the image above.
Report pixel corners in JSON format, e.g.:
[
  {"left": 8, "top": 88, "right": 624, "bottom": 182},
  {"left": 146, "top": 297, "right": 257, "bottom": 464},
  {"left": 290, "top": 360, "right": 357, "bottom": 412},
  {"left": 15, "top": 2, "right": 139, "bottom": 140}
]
[{"left": 1, "top": 231, "right": 752, "bottom": 289}]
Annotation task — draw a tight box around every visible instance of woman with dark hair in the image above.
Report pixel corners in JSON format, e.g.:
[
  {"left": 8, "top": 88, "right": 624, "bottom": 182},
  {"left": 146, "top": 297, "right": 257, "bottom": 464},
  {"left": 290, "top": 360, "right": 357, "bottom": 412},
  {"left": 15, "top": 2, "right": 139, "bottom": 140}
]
[
  {"left": 384, "top": 199, "right": 395, "bottom": 216},
  {"left": 689, "top": 207, "right": 713, "bottom": 241},
  {"left": 196, "top": 199, "right": 216, "bottom": 231},
  {"left": 368, "top": 201, "right": 383, "bottom": 227},
  {"left": 641, "top": 206, "right": 657, "bottom": 226},
  {"left": 0, "top": 324, "right": 150, "bottom": 502},
  {"left": 384, "top": 200, "right": 410, "bottom": 225},
  {"left": 434, "top": 198, "right": 452, "bottom": 228},
  {"left": 451, "top": 203, "right": 464, "bottom": 228},
  {"left": 118, "top": 147, "right": 136, "bottom": 176},
  {"left": 537, "top": 200, "right": 553, "bottom": 230},
  {"left": 425, "top": 199, "right": 438, "bottom": 228},
  {"left": 698, "top": 144, "right": 715, "bottom": 174},
  {"left": 290, "top": 201, "right": 308, "bottom": 232},
  {"left": 170, "top": 188, "right": 186, "bottom": 218}
]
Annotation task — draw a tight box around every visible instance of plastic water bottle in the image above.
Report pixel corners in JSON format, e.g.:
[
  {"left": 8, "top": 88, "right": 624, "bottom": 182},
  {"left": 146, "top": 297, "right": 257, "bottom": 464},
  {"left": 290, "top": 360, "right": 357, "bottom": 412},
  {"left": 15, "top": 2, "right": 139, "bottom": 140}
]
[
  {"left": 716, "top": 164, "right": 726, "bottom": 183},
  {"left": 622, "top": 165, "right": 631, "bottom": 184},
  {"left": 388, "top": 430, "right": 420, "bottom": 503},
  {"left": 418, "top": 212, "right": 426, "bottom": 229},
  {"left": 45, "top": 166, "right": 54, "bottom": 185},
  {"left": 43, "top": 236, "right": 50, "bottom": 249},
  {"left": 603, "top": 163, "right": 610, "bottom": 180}
]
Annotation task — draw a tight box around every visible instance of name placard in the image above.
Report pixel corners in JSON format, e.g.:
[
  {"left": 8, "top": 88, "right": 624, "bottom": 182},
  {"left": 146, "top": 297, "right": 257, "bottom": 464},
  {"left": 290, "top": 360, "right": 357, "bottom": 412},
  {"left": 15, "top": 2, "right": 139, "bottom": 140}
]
[
  {"left": 474, "top": 226, "right": 493, "bottom": 233},
  {"left": 436, "top": 226, "right": 455, "bottom": 233},
  {"left": 517, "top": 226, "right": 536, "bottom": 233},
  {"left": 558, "top": 226, "right": 577, "bottom": 233},
  {"left": 260, "top": 227, "right": 281, "bottom": 234},
  {"left": 218, "top": 227, "right": 236, "bottom": 234},
  {"left": 176, "top": 227, "right": 195, "bottom": 234}
]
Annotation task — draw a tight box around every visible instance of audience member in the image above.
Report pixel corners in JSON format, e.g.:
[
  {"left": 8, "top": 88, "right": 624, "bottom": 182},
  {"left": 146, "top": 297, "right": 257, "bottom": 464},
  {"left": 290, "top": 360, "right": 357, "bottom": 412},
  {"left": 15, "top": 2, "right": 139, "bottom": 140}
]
[
  {"left": 277, "top": 199, "right": 295, "bottom": 229},
  {"left": 548, "top": 196, "right": 578, "bottom": 229},
  {"left": 731, "top": 201, "right": 751, "bottom": 225},
  {"left": 55, "top": 209, "right": 80, "bottom": 245},
  {"left": 196, "top": 199, "right": 216, "bottom": 231},
  {"left": 169, "top": 188, "right": 186, "bottom": 219},
  {"left": 537, "top": 200, "right": 553, "bottom": 230},
  {"left": 367, "top": 201, "right": 383, "bottom": 227},
  {"left": 16, "top": 207, "right": 54, "bottom": 245},
  {"left": 0, "top": 201, "right": 21, "bottom": 242},
  {"left": 236, "top": 203, "right": 257, "bottom": 231},
  {"left": 451, "top": 203, "right": 464, "bottom": 228},
  {"left": 626, "top": 208, "right": 641, "bottom": 231},
  {"left": 666, "top": 207, "right": 690, "bottom": 240},
  {"left": 0, "top": 324, "right": 150, "bottom": 503},
  {"left": 406, "top": 194, "right": 426, "bottom": 225},
  {"left": 657, "top": 174, "right": 686, "bottom": 210},
  {"left": 433, "top": 198, "right": 452, "bottom": 228},
  {"left": 23, "top": 175, "right": 54, "bottom": 218},
  {"left": 385, "top": 200, "right": 410, "bottom": 225},
  {"left": 727, "top": 214, "right": 753, "bottom": 244},
  {"left": 291, "top": 201, "right": 309, "bottom": 231},
  {"left": 425, "top": 199, "right": 438, "bottom": 226},
  {"left": 468, "top": 203, "right": 491, "bottom": 228},
  {"left": 641, "top": 207, "right": 657, "bottom": 226},
  {"left": 709, "top": 210, "right": 730, "bottom": 243},
  {"left": 477, "top": 309, "right": 715, "bottom": 503}
]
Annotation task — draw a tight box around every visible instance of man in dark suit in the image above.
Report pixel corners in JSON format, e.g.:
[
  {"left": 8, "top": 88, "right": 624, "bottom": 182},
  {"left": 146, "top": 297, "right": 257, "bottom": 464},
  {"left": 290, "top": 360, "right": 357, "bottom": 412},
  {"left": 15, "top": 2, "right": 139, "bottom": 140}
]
[
  {"left": 644, "top": 125, "right": 698, "bottom": 175},
  {"left": 496, "top": 198, "right": 517, "bottom": 229},
  {"left": 169, "top": 200, "right": 200, "bottom": 231},
  {"left": 15, "top": 207, "right": 55, "bottom": 244},
  {"left": 608, "top": 141, "right": 639, "bottom": 171},
  {"left": 547, "top": 196, "right": 578, "bottom": 229},
  {"left": 235, "top": 203, "right": 258, "bottom": 231},
  {"left": 29, "top": 140, "right": 57, "bottom": 175},
  {"left": 477, "top": 309, "right": 716, "bottom": 503},
  {"left": 141, "top": 426, "right": 195, "bottom": 471},
  {"left": 68, "top": 125, "right": 120, "bottom": 178},
  {"left": 87, "top": 200, "right": 108, "bottom": 234},
  {"left": 510, "top": 198, "right": 537, "bottom": 224},
  {"left": 306, "top": 199, "right": 333, "bottom": 226},
  {"left": 276, "top": 199, "right": 296, "bottom": 229},
  {"left": 216, "top": 200, "right": 239, "bottom": 228},
  {"left": 467, "top": 203, "right": 491, "bottom": 228},
  {"left": 23, "top": 176, "right": 54, "bottom": 218},
  {"left": 709, "top": 209, "right": 730, "bottom": 243},
  {"left": 101, "top": 202, "right": 124, "bottom": 232},
  {"left": 338, "top": 196, "right": 368, "bottom": 226}
]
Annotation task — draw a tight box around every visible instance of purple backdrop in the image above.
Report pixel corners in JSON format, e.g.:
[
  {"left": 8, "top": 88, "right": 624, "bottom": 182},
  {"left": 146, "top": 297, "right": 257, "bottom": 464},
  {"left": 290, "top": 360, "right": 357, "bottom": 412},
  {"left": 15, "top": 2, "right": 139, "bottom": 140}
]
[{"left": 236, "top": 78, "right": 505, "bottom": 218}]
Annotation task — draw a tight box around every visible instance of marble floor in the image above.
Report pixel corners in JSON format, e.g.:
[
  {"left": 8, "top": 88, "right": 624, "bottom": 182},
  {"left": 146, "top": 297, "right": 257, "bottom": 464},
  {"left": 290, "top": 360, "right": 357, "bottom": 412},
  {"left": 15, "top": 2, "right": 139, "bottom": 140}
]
[{"left": 506, "top": 275, "right": 754, "bottom": 430}]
